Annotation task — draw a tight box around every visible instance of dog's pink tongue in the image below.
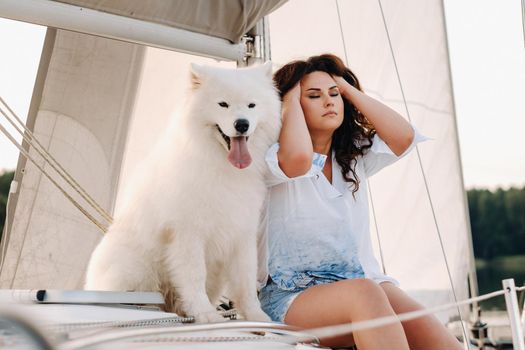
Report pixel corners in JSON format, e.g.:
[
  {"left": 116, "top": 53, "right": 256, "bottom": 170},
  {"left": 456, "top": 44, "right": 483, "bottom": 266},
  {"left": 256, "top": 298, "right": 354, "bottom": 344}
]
[{"left": 228, "top": 136, "right": 251, "bottom": 169}]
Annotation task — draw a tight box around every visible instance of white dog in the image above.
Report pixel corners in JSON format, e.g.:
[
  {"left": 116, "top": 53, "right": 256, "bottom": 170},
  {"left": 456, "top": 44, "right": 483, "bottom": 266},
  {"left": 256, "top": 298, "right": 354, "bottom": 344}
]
[{"left": 85, "top": 62, "right": 280, "bottom": 323}]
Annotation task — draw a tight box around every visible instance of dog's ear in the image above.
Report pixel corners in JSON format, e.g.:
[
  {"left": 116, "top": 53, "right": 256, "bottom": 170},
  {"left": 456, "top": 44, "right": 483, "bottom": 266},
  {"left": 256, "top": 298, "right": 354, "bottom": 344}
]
[
  {"left": 190, "top": 63, "right": 205, "bottom": 90},
  {"left": 260, "top": 61, "right": 273, "bottom": 79}
]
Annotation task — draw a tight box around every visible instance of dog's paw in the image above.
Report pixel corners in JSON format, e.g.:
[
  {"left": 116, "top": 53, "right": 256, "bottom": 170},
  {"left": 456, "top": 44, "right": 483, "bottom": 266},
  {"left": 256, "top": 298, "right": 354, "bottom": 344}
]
[
  {"left": 194, "top": 310, "right": 227, "bottom": 324},
  {"left": 243, "top": 309, "right": 271, "bottom": 322}
]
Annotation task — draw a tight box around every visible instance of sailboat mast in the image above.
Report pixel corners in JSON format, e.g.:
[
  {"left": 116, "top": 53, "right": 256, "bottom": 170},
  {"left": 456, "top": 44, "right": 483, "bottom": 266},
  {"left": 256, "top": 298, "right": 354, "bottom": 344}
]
[{"left": 239, "top": 16, "right": 271, "bottom": 67}]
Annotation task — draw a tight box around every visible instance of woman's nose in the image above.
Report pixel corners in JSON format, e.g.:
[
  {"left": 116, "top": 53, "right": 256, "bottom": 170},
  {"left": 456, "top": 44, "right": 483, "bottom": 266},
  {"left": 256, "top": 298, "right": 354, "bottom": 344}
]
[{"left": 324, "top": 97, "right": 334, "bottom": 107}]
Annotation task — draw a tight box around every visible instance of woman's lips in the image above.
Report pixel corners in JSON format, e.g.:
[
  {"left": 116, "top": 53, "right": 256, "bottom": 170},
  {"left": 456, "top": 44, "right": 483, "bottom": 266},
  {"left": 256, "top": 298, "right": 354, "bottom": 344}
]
[{"left": 322, "top": 111, "right": 337, "bottom": 117}]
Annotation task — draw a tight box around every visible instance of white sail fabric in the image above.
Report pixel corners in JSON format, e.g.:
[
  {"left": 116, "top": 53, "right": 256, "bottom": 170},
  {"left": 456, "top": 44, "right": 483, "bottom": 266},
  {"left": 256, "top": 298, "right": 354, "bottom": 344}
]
[
  {"left": 0, "top": 30, "right": 144, "bottom": 288},
  {"left": 268, "top": 0, "right": 471, "bottom": 321}
]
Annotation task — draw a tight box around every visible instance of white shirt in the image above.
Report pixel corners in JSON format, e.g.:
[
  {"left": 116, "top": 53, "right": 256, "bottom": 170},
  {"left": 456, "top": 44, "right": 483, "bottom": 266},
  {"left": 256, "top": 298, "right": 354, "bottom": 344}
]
[{"left": 257, "top": 125, "right": 428, "bottom": 290}]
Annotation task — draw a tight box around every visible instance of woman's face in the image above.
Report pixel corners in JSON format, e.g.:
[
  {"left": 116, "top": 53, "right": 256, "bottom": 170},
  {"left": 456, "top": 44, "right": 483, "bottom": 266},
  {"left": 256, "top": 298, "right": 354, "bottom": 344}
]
[{"left": 300, "top": 71, "right": 344, "bottom": 134}]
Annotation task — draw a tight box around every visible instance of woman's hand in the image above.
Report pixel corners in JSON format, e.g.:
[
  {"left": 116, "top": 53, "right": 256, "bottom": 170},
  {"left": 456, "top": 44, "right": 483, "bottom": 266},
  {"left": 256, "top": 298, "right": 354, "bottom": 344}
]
[
  {"left": 333, "top": 75, "right": 414, "bottom": 156},
  {"left": 282, "top": 81, "right": 301, "bottom": 105},
  {"left": 277, "top": 81, "right": 313, "bottom": 177},
  {"left": 333, "top": 75, "right": 352, "bottom": 97}
]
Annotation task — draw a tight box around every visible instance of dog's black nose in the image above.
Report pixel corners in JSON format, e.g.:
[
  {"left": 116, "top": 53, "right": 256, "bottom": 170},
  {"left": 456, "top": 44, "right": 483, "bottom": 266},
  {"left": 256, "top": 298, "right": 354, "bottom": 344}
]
[{"left": 234, "top": 119, "right": 249, "bottom": 133}]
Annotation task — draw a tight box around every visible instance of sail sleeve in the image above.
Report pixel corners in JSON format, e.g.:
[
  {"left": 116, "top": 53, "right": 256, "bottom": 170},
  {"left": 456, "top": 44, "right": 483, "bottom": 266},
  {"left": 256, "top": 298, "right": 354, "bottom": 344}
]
[
  {"left": 363, "top": 124, "right": 429, "bottom": 178},
  {"left": 51, "top": 0, "right": 288, "bottom": 43}
]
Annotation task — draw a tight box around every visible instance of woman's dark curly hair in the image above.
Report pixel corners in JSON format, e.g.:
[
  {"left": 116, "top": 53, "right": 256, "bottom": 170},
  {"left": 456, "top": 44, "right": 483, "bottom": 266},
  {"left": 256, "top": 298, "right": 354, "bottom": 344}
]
[{"left": 273, "top": 54, "right": 376, "bottom": 194}]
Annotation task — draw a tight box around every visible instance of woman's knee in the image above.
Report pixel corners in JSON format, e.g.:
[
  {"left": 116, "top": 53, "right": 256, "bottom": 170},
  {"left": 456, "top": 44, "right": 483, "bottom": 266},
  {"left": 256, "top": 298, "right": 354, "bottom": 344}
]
[
  {"left": 342, "top": 278, "right": 388, "bottom": 299},
  {"left": 380, "top": 282, "right": 425, "bottom": 314},
  {"left": 340, "top": 279, "right": 394, "bottom": 317}
]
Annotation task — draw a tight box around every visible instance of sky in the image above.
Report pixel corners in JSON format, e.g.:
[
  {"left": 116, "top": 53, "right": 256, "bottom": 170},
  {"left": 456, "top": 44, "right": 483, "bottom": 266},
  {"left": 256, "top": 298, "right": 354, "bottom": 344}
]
[
  {"left": 0, "top": 0, "right": 523, "bottom": 190},
  {"left": 443, "top": 0, "right": 525, "bottom": 189}
]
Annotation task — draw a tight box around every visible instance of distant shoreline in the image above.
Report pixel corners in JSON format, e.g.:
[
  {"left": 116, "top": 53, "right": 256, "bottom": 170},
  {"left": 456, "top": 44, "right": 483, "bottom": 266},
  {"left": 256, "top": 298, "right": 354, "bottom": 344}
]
[{"left": 476, "top": 255, "right": 525, "bottom": 271}]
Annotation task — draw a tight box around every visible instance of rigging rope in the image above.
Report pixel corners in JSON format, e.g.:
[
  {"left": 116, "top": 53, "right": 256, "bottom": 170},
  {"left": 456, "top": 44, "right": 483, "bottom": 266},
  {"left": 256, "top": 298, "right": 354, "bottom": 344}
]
[
  {"left": 374, "top": 1, "right": 471, "bottom": 346},
  {"left": 334, "top": 0, "right": 388, "bottom": 274},
  {"left": 58, "top": 321, "right": 318, "bottom": 350},
  {"left": 292, "top": 288, "right": 506, "bottom": 343},
  {"left": 0, "top": 121, "right": 108, "bottom": 234},
  {"left": 522, "top": 0, "right": 525, "bottom": 48},
  {"left": 54, "top": 287, "right": 515, "bottom": 348},
  {"left": 48, "top": 309, "right": 238, "bottom": 334},
  {"left": 0, "top": 97, "right": 113, "bottom": 224}
]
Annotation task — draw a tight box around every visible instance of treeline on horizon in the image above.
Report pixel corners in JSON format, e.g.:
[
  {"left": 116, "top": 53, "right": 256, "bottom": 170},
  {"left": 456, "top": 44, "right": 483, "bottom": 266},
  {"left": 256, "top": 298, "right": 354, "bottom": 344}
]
[
  {"left": 0, "top": 170, "right": 14, "bottom": 239},
  {"left": 1, "top": 170, "right": 524, "bottom": 260},
  {"left": 468, "top": 186, "right": 525, "bottom": 260}
]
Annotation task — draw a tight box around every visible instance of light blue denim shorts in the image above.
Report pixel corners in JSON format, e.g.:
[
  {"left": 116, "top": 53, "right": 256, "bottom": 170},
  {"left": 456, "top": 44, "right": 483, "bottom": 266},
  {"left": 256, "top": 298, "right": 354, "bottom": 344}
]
[{"left": 258, "top": 277, "right": 338, "bottom": 323}]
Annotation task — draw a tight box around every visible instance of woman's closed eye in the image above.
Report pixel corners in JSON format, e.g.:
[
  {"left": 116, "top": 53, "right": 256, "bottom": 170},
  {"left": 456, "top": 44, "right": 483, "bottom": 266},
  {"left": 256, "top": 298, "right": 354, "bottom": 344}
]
[{"left": 307, "top": 92, "right": 339, "bottom": 99}]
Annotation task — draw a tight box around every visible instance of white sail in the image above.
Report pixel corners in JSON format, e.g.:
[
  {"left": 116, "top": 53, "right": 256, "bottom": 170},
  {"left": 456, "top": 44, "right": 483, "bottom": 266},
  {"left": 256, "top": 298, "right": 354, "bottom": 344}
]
[{"left": 0, "top": 30, "right": 144, "bottom": 288}]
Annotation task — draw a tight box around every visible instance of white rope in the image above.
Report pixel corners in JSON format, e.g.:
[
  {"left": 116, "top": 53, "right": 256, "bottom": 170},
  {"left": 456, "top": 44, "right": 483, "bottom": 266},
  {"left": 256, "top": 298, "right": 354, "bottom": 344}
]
[
  {"left": 49, "top": 309, "right": 238, "bottom": 334},
  {"left": 521, "top": 0, "right": 525, "bottom": 48},
  {"left": 0, "top": 122, "right": 108, "bottom": 233},
  {"left": 334, "top": 0, "right": 387, "bottom": 275},
  {"left": 288, "top": 288, "right": 506, "bottom": 343},
  {"left": 334, "top": 0, "right": 350, "bottom": 69},
  {"left": 0, "top": 97, "right": 113, "bottom": 224},
  {"left": 517, "top": 286, "right": 525, "bottom": 292},
  {"left": 367, "top": 184, "right": 387, "bottom": 274},
  {"left": 58, "top": 322, "right": 316, "bottom": 350},
  {"left": 56, "top": 288, "right": 511, "bottom": 348},
  {"left": 375, "top": 1, "right": 471, "bottom": 345}
]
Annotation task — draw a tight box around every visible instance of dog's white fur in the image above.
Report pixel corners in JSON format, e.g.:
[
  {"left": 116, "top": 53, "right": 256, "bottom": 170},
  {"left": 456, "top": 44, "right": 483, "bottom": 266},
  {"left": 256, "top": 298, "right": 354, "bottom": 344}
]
[{"left": 85, "top": 62, "right": 281, "bottom": 323}]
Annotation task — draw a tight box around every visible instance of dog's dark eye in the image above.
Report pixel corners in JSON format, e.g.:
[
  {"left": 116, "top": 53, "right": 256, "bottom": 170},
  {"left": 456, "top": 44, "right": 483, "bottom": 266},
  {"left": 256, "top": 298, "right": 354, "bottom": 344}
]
[
  {"left": 218, "top": 101, "right": 229, "bottom": 108},
  {"left": 248, "top": 103, "right": 256, "bottom": 108}
]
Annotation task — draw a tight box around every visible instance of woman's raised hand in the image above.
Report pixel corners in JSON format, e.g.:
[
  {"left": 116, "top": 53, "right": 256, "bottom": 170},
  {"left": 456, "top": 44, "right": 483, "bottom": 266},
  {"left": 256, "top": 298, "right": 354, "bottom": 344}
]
[
  {"left": 282, "top": 81, "right": 302, "bottom": 105},
  {"left": 277, "top": 80, "right": 313, "bottom": 177},
  {"left": 333, "top": 75, "right": 352, "bottom": 97}
]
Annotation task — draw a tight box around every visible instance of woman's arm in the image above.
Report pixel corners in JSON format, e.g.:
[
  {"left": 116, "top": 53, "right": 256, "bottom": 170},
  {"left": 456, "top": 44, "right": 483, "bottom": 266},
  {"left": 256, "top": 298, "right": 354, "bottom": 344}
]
[
  {"left": 335, "top": 77, "right": 414, "bottom": 156},
  {"left": 277, "top": 83, "right": 313, "bottom": 177}
]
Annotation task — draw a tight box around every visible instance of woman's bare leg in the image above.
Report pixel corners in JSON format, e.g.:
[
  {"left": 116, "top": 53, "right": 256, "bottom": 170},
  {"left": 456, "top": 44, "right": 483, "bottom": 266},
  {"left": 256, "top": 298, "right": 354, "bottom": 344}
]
[
  {"left": 380, "top": 282, "right": 463, "bottom": 350},
  {"left": 284, "top": 278, "right": 409, "bottom": 349}
]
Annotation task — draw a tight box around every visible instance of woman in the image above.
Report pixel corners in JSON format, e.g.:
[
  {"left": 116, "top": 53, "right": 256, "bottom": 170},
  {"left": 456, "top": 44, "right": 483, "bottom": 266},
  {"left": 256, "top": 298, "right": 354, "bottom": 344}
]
[{"left": 258, "top": 54, "right": 463, "bottom": 349}]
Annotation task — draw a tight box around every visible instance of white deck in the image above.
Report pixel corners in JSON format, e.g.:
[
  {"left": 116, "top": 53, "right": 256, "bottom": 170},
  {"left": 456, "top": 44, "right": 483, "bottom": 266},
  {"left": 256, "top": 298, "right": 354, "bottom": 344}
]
[{"left": 1, "top": 302, "right": 320, "bottom": 349}]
